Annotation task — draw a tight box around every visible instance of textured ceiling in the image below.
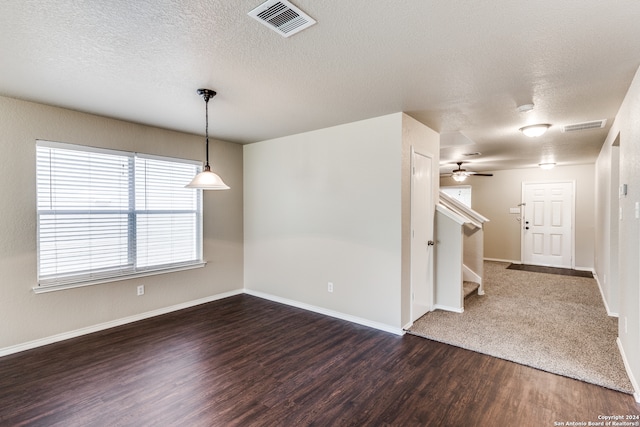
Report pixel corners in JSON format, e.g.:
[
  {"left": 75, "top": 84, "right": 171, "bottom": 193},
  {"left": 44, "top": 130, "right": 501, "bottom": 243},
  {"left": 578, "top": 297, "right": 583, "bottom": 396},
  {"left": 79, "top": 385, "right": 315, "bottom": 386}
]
[{"left": 2, "top": 0, "right": 640, "bottom": 173}]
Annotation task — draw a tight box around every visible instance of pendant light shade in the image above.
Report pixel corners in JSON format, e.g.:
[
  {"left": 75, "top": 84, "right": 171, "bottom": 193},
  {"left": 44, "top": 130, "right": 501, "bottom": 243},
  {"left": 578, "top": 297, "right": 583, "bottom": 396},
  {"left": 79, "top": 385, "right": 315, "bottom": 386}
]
[
  {"left": 185, "top": 165, "right": 230, "bottom": 189},
  {"left": 186, "top": 88, "right": 230, "bottom": 190}
]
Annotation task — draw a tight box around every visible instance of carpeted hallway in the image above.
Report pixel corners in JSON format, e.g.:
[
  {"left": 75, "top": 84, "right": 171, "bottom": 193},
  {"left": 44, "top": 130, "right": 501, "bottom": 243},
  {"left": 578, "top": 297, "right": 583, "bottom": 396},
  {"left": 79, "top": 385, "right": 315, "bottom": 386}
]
[{"left": 409, "top": 261, "right": 634, "bottom": 394}]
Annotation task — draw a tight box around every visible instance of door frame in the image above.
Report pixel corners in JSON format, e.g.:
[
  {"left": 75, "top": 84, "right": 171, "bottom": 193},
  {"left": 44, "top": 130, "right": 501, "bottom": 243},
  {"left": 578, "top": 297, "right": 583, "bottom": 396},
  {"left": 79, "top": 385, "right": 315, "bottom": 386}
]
[
  {"left": 410, "top": 148, "right": 435, "bottom": 323},
  {"left": 520, "top": 180, "right": 576, "bottom": 268}
]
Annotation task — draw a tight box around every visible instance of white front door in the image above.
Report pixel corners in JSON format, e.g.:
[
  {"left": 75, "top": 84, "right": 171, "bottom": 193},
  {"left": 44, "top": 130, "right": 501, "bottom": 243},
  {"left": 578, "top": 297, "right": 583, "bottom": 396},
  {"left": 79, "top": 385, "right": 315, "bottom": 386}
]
[
  {"left": 522, "top": 181, "right": 574, "bottom": 268},
  {"left": 411, "top": 151, "right": 434, "bottom": 322}
]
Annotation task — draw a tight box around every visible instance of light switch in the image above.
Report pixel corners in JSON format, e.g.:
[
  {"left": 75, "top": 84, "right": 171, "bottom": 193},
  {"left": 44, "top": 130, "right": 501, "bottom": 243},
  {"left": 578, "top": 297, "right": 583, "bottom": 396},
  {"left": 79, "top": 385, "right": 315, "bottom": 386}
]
[{"left": 509, "top": 207, "right": 520, "bottom": 214}]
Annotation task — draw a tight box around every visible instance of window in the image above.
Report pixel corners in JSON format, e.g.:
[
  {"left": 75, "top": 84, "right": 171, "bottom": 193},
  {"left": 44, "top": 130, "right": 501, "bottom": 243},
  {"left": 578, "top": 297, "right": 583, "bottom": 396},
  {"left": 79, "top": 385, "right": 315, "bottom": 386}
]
[{"left": 36, "top": 140, "right": 204, "bottom": 291}]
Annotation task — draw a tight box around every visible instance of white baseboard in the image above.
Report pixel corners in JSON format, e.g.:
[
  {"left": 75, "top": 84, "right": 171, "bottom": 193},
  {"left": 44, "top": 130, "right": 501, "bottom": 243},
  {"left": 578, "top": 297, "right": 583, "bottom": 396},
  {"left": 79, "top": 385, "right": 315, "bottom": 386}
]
[
  {"left": 593, "top": 272, "right": 618, "bottom": 318},
  {"left": 432, "top": 304, "right": 464, "bottom": 314},
  {"left": 484, "top": 257, "right": 520, "bottom": 264},
  {"left": 244, "top": 289, "right": 405, "bottom": 336},
  {"left": 0, "top": 289, "right": 243, "bottom": 358},
  {"left": 617, "top": 338, "right": 640, "bottom": 403}
]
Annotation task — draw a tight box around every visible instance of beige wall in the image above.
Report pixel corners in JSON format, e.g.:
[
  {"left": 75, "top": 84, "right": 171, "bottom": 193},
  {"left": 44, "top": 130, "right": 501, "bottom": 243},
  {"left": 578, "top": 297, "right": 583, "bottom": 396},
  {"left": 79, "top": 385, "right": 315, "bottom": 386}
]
[
  {"left": 244, "top": 113, "right": 439, "bottom": 332},
  {"left": 441, "top": 164, "right": 596, "bottom": 270},
  {"left": 595, "top": 65, "right": 640, "bottom": 399},
  {"left": 244, "top": 113, "right": 404, "bottom": 330},
  {"left": 0, "top": 96, "right": 243, "bottom": 352}
]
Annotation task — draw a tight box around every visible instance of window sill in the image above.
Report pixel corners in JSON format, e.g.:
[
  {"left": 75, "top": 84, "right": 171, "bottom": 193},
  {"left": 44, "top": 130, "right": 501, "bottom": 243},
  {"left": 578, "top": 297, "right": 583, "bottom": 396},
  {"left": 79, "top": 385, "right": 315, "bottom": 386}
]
[{"left": 32, "top": 262, "right": 207, "bottom": 294}]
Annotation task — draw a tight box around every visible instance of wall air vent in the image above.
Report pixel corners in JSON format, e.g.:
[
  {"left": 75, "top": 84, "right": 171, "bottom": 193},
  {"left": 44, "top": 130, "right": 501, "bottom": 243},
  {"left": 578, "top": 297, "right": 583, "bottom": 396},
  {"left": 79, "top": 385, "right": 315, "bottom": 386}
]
[
  {"left": 248, "top": 0, "right": 316, "bottom": 38},
  {"left": 561, "top": 119, "right": 607, "bottom": 133}
]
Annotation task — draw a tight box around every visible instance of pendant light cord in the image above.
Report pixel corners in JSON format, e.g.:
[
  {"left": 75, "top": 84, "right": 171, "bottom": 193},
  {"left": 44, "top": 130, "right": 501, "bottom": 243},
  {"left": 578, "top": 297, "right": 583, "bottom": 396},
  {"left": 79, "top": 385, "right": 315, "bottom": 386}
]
[{"left": 204, "top": 93, "right": 210, "bottom": 171}]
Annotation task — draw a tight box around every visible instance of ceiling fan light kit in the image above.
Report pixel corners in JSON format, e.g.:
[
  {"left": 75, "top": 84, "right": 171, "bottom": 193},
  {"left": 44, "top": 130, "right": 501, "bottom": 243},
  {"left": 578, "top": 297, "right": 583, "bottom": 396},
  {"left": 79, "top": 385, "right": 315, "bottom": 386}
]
[
  {"left": 519, "top": 124, "right": 551, "bottom": 137},
  {"left": 185, "top": 88, "right": 230, "bottom": 190},
  {"left": 445, "top": 161, "right": 493, "bottom": 182},
  {"left": 452, "top": 173, "right": 468, "bottom": 182}
]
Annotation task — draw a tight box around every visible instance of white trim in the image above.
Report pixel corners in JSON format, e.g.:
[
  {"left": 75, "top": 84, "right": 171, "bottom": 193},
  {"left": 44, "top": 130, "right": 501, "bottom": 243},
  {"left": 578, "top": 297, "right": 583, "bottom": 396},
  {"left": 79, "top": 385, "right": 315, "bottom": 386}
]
[
  {"left": 245, "top": 289, "right": 405, "bottom": 336},
  {"left": 436, "top": 204, "right": 467, "bottom": 225},
  {"left": 1, "top": 288, "right": 407, "bottom": 358},
  {"left": 33, "top": 262, "right": 206, "bottom": 294},
  {"left": 432, "top": 304, "right": 464, "bottom": 314},
  {"left": 0, "top": 289, "right": 243, "bottom": 358},
  {"left": 484, "top": 257, "right": 521, "bottom": 264},
  {"left": 593, "top": 272, "right": 618, "bottom": 317},
  {"left": 410, "top": 147, "right": 436, "bottom": 322},
  {"left": 439, "top": 190, "right": 490, "bottom": 227},
  {"left": 617, "top": 338, "right": 640, "bottom": 403},
  {"left": 462, "top": 264, "right": 482, "bottom": 285}
]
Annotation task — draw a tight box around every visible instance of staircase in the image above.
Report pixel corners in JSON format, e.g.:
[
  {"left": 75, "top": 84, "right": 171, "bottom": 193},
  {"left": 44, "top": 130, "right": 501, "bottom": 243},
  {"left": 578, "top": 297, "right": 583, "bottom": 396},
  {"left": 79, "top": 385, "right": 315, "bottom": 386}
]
[{"left": 463, "top": 281, "right": 480, "bottom": 298}]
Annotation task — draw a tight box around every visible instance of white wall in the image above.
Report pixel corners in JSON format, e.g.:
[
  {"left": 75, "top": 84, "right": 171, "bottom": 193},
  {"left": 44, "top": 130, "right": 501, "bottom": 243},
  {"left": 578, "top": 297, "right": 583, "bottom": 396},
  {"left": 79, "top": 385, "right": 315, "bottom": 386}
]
[
  {"left": 595, "top": 65, "right": 640, "bottom": 399},
  {"left": 244, "top": 113, "right": 404, "bottom": 330},
  {"left": 442, "top": 164, "right": 596, "bottom": 270},
  {"left": 0, "top": 96, "right": 244, "bottom": 352}
]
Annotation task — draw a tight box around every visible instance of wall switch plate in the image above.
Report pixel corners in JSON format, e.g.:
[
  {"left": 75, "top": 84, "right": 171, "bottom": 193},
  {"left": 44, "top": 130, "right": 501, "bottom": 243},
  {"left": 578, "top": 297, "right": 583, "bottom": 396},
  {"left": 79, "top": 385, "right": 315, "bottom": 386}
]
[
  {"left": 327, "top": 282, "right": 333, "bottom": 293},
  {"left": 509, "top": 207, "right": 520, "bottom": 214},
  {"left": 137, "top": 285, "right": 144, "bottom": 296},
  {"left": 619, "top": 183, "right": 628, "bottom": 197},
  {"left": 635, "top": 201, "right": 639, "bottom": 219}
]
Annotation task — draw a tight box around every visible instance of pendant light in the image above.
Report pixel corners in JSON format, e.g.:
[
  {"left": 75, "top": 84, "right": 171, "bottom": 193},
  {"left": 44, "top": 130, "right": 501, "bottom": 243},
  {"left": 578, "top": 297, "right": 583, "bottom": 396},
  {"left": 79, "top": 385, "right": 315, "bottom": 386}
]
[{"left": 185, "top": 88, "right": 230, "bottom": 190}]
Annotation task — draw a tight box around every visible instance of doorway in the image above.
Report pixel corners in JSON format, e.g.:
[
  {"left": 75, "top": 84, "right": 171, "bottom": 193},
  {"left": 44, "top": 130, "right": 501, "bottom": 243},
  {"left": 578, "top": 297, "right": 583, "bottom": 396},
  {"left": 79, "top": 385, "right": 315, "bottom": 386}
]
[
  {"left": 411, "top": 150, "right": 434, "bottom": 322},
  {"left": 521, "top": 181, "right": 575, "bottom": 268}
]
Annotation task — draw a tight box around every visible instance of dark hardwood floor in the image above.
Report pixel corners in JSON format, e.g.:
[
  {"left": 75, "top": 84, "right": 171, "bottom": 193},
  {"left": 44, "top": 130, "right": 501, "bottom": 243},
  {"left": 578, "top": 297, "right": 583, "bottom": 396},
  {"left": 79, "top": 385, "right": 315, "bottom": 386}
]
[{"left": 1, "top": 295, "right": 638, "bottom": 426}]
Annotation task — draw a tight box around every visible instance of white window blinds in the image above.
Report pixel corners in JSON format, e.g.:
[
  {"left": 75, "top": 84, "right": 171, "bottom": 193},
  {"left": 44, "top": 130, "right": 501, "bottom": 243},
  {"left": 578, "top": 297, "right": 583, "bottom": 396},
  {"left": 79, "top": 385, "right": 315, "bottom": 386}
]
[{"left": 36, "top": 141, "right": 203, "bottom": 289}]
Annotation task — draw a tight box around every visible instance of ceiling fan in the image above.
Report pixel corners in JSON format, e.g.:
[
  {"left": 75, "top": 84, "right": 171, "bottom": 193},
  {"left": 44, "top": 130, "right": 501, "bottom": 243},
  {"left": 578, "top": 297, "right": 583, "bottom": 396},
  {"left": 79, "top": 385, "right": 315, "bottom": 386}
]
[{"left": 441, "top": 162, "right": 493, "bottom": 182}]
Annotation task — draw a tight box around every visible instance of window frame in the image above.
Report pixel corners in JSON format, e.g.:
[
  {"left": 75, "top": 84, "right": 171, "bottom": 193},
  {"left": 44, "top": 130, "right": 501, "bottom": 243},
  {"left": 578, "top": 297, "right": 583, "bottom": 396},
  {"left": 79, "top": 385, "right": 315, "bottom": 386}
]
[{"left": 34, "top": 140, "right": 205, "bottom": 294}]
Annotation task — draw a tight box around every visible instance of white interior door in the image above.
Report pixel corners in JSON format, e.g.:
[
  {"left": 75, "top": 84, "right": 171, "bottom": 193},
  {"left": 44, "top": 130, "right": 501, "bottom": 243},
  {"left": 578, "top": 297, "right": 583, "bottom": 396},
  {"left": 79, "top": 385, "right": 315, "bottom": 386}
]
[
  {"left": 411, "top": 151, "right": 434, "bottom": 322},
  {"left": 522, "top": 181, "right": 574, "bottom": 268}
]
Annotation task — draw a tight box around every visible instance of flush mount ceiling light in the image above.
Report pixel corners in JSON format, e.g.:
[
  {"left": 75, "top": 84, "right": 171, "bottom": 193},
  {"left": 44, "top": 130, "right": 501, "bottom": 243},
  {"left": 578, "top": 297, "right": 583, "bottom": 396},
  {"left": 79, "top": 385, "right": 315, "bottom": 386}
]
[
  {"left": 519, "top": 124, "right": 551, "bottom": 137},
  {"left": 185, "top": 89, "right": 230, "bottom": 190},
  {"left": 539, "top": 162, "right": 556, "bottom": 169},
  {"left": 516, "top": 103, "right": 535, "bottom": 113}
]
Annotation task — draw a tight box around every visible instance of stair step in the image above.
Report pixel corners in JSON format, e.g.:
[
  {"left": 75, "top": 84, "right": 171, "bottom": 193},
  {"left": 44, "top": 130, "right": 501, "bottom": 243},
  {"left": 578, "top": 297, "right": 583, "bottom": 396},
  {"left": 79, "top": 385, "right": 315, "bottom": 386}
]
[{"left": 463, "top": 281, "right": 480, "bottom": 298}]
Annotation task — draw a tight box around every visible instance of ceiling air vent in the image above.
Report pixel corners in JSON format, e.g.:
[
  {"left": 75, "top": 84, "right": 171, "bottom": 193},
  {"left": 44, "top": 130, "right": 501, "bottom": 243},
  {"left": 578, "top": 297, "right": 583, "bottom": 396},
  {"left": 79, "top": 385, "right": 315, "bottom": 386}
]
[
  {"left": 561, "top": 119, "right": 607, "bottom": 133},
  {"left": 248, "top": 0, "right": 316, "bottom": 38}
]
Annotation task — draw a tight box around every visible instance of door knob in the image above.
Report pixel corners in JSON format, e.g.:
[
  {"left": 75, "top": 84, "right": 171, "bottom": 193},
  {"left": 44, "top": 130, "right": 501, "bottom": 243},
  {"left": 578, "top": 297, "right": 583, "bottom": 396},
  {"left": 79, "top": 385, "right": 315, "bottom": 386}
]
[
  {"left": 525, "top": 226, "right": 529, "bottom": 230},
  {"left": 427, "top": 240, "right": 435, "bottom": 246}
]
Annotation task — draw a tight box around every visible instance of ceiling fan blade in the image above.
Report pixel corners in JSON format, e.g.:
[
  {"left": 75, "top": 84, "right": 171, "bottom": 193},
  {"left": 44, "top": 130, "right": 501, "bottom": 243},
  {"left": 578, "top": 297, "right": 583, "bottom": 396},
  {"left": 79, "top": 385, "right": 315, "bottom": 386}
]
[{"left": 468, "top": 172, "right": 493, "bottom": 176}]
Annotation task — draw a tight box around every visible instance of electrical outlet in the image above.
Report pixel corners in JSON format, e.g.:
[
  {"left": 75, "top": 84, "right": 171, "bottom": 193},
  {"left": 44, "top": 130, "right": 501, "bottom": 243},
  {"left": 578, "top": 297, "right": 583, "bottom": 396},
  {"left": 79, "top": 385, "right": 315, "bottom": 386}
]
[
  {"left": 328, "top": 282, "right": 333, "bottom": 293},
  {"left": 137, "top": 285, "right": 144, "bottom": 296}
]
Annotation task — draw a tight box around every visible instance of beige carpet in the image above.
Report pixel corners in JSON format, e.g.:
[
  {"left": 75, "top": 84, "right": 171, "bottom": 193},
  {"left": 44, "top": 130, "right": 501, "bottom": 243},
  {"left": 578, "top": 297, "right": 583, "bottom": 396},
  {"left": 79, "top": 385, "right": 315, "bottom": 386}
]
[{"left": 409, "top": 261, "right": 634, "bottom": 394}]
